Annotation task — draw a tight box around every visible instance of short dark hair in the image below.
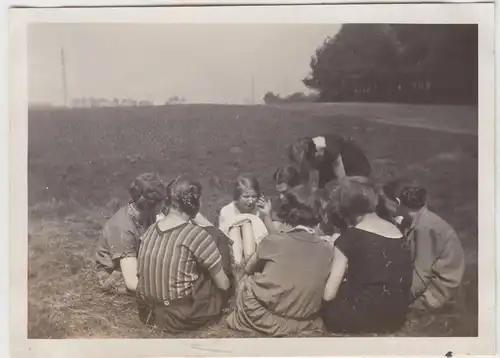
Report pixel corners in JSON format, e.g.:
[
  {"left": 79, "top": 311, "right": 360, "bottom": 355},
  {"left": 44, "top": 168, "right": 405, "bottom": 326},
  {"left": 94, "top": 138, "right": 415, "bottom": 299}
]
[
  {"left": 333, "top": 176, "right": 378, "bottom": 224},
  {"left": 233, "top": 174, "right": 261, "bottom": 200},
  {"left": 273, "top": 166, "right": 301, "bottom": 188},
  {"left": 399, "top": 185, "right": 427, "bottom": 210},
  {"left": 280, "top": 185, "right": 323, "bottom": 228},
  {"left": 166, "top": 176, "right": 202, "bottom": 218},
  {"left": 129, "top": 173, "right": 166, "bottom": 211}
]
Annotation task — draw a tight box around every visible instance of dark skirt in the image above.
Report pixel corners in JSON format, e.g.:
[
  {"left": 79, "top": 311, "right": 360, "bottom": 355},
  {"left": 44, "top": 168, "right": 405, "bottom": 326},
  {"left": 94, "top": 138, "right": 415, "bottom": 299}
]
[
  {"left": 226, "top": 276, "right": 324, "bottom": 337},
  {"left": 137, "top": 273, "right": 228, "bottom": 333},
  {"left": 321, "top": 283, "right": 409, "bottom": 334},
  {"left": 136, "top": 226, "right": 234, "bottom": 333}
]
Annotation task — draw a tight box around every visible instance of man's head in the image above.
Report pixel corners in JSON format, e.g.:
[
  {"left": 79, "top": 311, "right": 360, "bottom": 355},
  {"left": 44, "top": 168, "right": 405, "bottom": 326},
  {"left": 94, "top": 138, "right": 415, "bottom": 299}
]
[{"left": 399, "top": 185, "right": 427, "bottom": 214}]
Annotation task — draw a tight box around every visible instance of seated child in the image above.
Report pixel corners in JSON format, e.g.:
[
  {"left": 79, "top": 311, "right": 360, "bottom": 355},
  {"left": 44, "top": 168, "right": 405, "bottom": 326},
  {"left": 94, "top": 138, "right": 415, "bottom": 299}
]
[
  {"left": 218, "top": 175, "right": 270, "bottom": 267},
  {"left": 399, "top": 185, "right": 466, "bottom": 310}
]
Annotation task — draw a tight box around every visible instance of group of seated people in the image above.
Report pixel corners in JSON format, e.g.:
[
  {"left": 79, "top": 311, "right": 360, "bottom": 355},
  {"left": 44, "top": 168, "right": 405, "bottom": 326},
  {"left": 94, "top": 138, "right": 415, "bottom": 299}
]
[{"left": 94, "top": 134, "right": 466, "bottom": 336}]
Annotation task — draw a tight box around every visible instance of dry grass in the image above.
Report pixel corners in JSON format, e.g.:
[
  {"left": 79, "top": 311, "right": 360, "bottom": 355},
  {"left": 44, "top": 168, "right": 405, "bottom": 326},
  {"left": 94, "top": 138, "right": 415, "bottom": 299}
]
[{"left": 28, "top": 103, "right": 478, "bottom": 338}]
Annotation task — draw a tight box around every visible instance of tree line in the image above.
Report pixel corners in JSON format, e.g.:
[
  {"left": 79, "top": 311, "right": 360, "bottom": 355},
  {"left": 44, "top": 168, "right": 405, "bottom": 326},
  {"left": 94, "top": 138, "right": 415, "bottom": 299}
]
[
  {"left": 263, "top": 91, "right": 319, "bottom": 104},
  {"left": 301, "top": 24, "right": 478, "bottom": 105}
]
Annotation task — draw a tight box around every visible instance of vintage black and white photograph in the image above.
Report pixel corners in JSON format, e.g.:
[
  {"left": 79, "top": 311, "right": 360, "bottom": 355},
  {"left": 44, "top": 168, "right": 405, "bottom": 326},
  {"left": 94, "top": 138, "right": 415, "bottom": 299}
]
[{"left": 9, "top": 2, "right": 496, "bottom": 357}]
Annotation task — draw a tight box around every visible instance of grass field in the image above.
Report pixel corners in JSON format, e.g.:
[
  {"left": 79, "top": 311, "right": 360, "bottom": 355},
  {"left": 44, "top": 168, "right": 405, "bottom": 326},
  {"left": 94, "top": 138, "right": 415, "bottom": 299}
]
[{"left": 27, "top": 103, "right": 478, "bottom": 338}]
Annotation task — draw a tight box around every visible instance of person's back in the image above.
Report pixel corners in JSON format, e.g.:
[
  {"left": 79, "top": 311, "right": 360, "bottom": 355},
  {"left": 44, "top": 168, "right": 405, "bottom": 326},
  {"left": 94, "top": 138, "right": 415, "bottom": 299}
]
[
  {"left": 321, "top": 177, "right": 412, "bottom": 334},
  {"left": 95, "top": 205, "right": 137, "bottom": 271},
  {"left": 251, "top": 230, "right": 334, "bottom": 319},
  {"left": 398, "top": 185, "right": 465, "bottom": 310},
  {"left": 409, "top": 207, "right": 465, "bottom": 309},
  {"left": 138, "top": 221, "right": 221, "bottom": 301},
  {"left": 226, "top": 184, "right": 335, "bottom": 336},
  {"left": 337, "top": 227, "right": 412, "bottom": 308},
  {"left": 136, "top": 176, "right": 230, "bottom": 332},
  {"left": 322, "top": 134, "right": 371, "bottom": 178}
]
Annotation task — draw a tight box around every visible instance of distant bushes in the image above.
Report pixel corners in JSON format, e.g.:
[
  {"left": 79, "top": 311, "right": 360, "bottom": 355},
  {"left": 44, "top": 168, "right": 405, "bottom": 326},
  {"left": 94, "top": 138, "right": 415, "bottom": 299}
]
[{"left": 263, "top": 91, "right": 319, "bottom": 104}]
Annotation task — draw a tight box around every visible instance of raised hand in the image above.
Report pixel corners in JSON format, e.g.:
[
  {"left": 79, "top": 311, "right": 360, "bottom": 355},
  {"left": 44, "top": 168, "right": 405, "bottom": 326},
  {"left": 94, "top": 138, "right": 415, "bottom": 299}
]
[{"left": 256, "top": 196, "right": 272, "bottom": 217}]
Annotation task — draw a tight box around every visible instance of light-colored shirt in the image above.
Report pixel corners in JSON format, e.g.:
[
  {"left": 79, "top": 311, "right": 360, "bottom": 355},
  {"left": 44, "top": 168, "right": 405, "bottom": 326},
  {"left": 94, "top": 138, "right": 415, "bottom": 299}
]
[
  {"left": 218, "top": 201, "right": 268, "bottom": 244},
  {"left": 406, "top": 207, "right": 465, "bottom": 308}
]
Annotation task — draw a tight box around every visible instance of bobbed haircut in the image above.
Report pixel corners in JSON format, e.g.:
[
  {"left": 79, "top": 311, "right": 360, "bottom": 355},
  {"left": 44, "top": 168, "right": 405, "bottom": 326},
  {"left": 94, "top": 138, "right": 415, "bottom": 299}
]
[
  {"left": 280, "top": 184, "right": 323, "bottom": 228},
  {"left": 166, "top": 176, "right": 202, "bottom": 218},
  {"left": 128, "top": 173, "right": 166, "bottom": 211},
  {"left": 272, "top": 165, "right": 301, "bottom": 188},
  {"left": 332, "top": 176, "right": 378, "bottom": 224},
  {"left": 287, "top": 137, "right": 316, "bottom": 165},
  {"left": 233, "top": 174, "right": 261, "bottom": 200}
]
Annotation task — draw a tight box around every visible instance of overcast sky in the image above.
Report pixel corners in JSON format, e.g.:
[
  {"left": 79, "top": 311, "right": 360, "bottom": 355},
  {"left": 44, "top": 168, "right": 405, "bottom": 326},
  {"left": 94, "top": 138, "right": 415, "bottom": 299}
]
[{"left": 28, "top": 23, "right": 341, "bottom": 105}]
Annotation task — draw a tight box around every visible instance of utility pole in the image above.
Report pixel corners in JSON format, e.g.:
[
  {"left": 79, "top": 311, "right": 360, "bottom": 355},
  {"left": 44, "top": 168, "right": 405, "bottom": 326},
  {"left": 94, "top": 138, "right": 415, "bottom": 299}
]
[
  {"left": 61, "top": 47, "right": 68, "bottom": 107},
  {"left": 251, "top": 76, "right": 255, "bottom": 104}
]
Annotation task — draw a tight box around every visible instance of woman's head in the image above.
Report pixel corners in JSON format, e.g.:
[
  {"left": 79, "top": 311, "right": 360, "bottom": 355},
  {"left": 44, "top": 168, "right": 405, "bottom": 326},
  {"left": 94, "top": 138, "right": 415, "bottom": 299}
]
[
  {"left": 333, "top": 176, "right": 378, "bottom": 226},
  {"left": 233, "top": 174, "right": 261, "bottom": 213},
  {"left": 166, "top": 176, "right": 203, "bottom": 218},
  {"left": 273, "top": 166, "right": 301, "bottom": 200},
  {"left": 280, "top": 185, "right": 323, "bottom": 228},
  {"left": 129, "top": 173, "right": 166, "bottom": 214}
]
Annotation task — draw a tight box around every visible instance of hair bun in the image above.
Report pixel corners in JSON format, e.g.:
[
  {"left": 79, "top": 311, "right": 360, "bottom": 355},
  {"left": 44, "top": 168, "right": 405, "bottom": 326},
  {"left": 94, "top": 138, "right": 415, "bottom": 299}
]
[{"left": 167, "top": 176, "right": 202, "bottom": 217}]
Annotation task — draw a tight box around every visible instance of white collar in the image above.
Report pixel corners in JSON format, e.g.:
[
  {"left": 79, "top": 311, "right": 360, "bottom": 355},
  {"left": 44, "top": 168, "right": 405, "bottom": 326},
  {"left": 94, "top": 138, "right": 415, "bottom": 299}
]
[
  {"left": 288, "top": 225, "right": 317, "bottom": 234},
  {"left": 312, "top": 136, "right": 326, "bottom": 149}
]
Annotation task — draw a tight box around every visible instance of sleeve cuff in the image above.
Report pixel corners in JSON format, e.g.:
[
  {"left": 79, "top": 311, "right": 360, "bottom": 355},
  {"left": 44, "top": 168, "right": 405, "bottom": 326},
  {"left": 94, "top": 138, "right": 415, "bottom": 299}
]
[
  {"left": 208, "top": 261, "right": 223, "bottom": 277},
  {"left": 111, "top": 252, "right": 137, "bottom": 261}
]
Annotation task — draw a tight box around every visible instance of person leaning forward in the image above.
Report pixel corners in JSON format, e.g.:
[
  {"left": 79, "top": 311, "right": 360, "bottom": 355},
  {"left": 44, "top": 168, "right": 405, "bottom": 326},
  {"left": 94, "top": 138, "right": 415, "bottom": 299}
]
[{"left": 94, "top": 173, "right": 166, "bottom": 294}]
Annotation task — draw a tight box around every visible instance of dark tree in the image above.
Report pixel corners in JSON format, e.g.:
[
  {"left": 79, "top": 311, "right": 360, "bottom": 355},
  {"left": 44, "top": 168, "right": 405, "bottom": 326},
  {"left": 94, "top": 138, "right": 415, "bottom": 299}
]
[{"left": 304, "top": 24, "right": 478, "bottom": 105}]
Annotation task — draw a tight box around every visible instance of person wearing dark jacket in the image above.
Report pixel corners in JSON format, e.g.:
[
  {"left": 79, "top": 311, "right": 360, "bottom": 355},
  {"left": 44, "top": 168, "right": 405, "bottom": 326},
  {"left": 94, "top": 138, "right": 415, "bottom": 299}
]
[{"left": 287, "top": 134, "right": 371, "bottom": 189}]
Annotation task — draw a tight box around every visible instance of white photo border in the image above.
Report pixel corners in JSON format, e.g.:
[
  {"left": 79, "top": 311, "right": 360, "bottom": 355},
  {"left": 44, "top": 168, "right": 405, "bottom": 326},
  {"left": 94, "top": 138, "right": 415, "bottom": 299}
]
[{"left": 9, "top": 3, "right": 496, "bottom": 357}]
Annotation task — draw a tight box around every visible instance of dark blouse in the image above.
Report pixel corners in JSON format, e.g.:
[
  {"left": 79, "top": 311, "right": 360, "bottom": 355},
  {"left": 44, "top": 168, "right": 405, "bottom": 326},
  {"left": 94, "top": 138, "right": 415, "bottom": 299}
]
[
  {"left": 322, "top": 227, "right": 412, "bottom": 333},
  {"left": 314, "top": 134, "right": 371, "bottom": 188}
]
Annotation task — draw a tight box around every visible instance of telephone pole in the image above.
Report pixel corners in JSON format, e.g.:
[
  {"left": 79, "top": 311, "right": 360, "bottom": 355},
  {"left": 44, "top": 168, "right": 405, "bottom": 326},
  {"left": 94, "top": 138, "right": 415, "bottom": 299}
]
[
  {"left": 251, "top": 76, "right": 255, "bottom": 104},
  {"left": 61, "top": 47, "right": 68, "bottom": 107}
]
